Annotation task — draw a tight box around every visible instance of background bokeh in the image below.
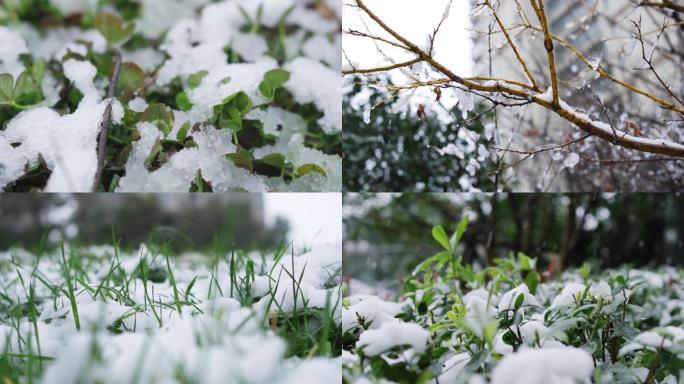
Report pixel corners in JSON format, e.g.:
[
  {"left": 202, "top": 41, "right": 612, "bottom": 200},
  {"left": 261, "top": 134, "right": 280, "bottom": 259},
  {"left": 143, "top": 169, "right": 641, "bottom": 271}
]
[
  {"left": 344, "top": 193, "right": 684, "bottom": 288},
  {"left": 0, "top": 193, "right": 342, "bottom": 252}
]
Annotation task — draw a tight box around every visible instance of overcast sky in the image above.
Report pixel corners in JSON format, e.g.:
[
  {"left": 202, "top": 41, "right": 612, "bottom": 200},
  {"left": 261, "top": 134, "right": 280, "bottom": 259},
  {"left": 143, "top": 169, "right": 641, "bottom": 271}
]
[
  {"left": 342, "top": 0, "right": 473, "bottom": 77},
  {"left": 264, "top": 193, "right": 342, "bottom": 246}
]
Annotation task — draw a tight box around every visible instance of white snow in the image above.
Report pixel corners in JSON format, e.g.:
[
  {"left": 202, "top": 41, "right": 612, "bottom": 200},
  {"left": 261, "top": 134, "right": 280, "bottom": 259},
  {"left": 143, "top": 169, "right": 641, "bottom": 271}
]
[
  {"left": 1, "top": 242, "right": 341, "bottom": 384},
  {"left": 1, "top": 0, "right": 341, "bottom": 192},
  {"left": 284, "top": 57, "right": 342, "bottom": 134},
  {"left": 491, "top": 346, "right": 594, "bottom": 384},
  {"left": 498, "top": 283, "right": 539, "bottom": 312},
  {"left": 437, "top": 352, "right": 470, "bottom": 383},
  {"left": 619, "top": 326, "right": 684, "bottom": 356},
  {"left": 0, "top": 59, "right": 122, "bottom": 192},
  {"left": 63, "top": 59, "right": 100, "bottom": 100},
  {"left": 343, "top": 295, "right": 406, "bottom": 332},
  {"left": 356, "top": 321, "right": 430, "bottom": 356},
  {"left": 0, "top": 26, "right": 29, "bottom": 78},
  {"left": 551, "top": 283, "right": 587, "bottom": 307},
  {"left": 589, "top": 280, "right": 612, "bottom": 301},
  {"left": 437, "top": 143, "right": 465, "bottom": 159},
  {"left": 563, "top": 152, "right": 580, "bottom": 168},
  {"left": 116, "top": 123, "right": 265, "bottom": 192},
  {"left": 49, "top": 0, "right": 97, "bottom": 15}
]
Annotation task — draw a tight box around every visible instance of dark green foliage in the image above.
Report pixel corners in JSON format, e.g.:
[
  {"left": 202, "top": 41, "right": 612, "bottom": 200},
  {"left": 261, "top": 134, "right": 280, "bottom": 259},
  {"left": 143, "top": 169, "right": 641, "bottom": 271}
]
[
  {"left": 344, "top": 76, "right": 495, "bottom": 192},
  {"left": 344, "top": 193, "right": 684, "bottom": 283}
]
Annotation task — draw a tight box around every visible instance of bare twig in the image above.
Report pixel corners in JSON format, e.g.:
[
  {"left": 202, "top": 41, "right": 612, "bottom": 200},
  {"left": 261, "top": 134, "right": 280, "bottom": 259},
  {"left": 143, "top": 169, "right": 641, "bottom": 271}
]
[
  {"left": 638, "top": 0, "right": 684, "bottom": 14},
  {"left": 484, "top": 0, "right": 540, "bottom": 91},
  {"left": 92, "top": 48, "right": 122, "bottom": 192},
  {"left": 342, "top": 57, "right": 422, "bottom": 75},
  {"left": 491, "top": 134, "right": 592, "bottom": 155},
  {"left": 632, "top": 17, "right": 684, "bottom": 109},
  {"left": 530, "top": 0, "right": 560, "bottom": 106}
]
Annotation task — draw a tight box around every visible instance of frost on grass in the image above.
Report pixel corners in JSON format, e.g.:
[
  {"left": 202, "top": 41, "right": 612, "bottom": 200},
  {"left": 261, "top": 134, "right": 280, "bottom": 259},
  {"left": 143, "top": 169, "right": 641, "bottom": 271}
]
[
  {"left": 342, "top": 219, "right": 684, "bottom": 383},
  {"left": 0, "top": 0, "right": 341, "bottom": 192},
  {"left": 0, "top": 242, "right": 342, "bottom": 383}
]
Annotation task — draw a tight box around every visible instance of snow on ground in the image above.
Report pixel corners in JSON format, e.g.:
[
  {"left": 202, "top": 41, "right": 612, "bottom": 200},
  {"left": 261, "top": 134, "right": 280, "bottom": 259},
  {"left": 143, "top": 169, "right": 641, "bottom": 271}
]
[
  {"left": 0, "top": 243, "right": 342, "bottom": 383},
  {"left": 343, "top": 263, "right": 684, "bottom": 383},
  {"left": 0, "top": 0, "right": 341, "bottom": 192}
]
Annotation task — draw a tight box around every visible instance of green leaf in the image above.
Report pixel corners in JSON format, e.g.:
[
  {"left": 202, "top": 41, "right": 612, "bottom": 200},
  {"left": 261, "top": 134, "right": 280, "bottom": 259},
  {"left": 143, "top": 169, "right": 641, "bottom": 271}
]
[
  {"left": 95, "top": 12, "right": 135, "bottom": 45},
  {"left": 0, "top": 73, "right": 14, "bottom": 103},
  {"left": 431, "top": 226, "right": 451, "bottom": 252},
  {"left": 514, "top": 292, "right": 525, "bottom": 310},
  {"left": 141, "top": 103, "right": 175, "bottom": 137},
  {"left": 525, "top": 271, "right": 540, "bottom": 295},
  {"left": 259, "top": 153, "right": 286, "bottom": 170},
  {"left": 212, "top": 91, "right": 253, "bottom": 132},
  {"left": 187, "top": 70, "right": 208, "bottom": 89},
  {"left": 259, "top": 68, "right": 290, "bottom": 102},
  {"left": 223, "top": 91, "right": 253, "bottom": 115},
  {"left": 450, "top": 216, "right": 469, "bottom": 249},
  {"left": 13, "top": 71, "right": 41, "bottom": 105},
  {"left": 579, "top": 263, "right": 591, "bottom": 280},
  {"left": 175, "top": 91, "right": 193, "bottom": 111},
  {"left": 296, "top": 163, "right": 327, "bottom": 177},
  {"left": 226, "top": 152, "right": 254, "bottom": 173},
  {"left": 144, "top": 138, "right": 162, "bottom": 168},
  {"left": 31, "top": 59, "right": 46, "bottom": 83},
  {"left": 176, "top": 121, "right": 190, "bottom": 142},
  {"left": 116, "top": 62, "right": 145, "bottom": 101},
  {"left": 518, "top": 253, "right": 535, "bottom": 271}
]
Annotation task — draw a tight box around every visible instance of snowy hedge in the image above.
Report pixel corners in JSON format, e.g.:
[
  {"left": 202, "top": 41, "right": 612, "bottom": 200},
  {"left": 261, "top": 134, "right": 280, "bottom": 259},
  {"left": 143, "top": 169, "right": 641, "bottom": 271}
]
[
  {"left": 342, "top": 219, "right": 684, "bottom": 383},
  {"left": 0, "top": 242, "right": 342, "bottom": 383},
  {"left": 0, "top": 0, "right": 341, "bottom": 192}
]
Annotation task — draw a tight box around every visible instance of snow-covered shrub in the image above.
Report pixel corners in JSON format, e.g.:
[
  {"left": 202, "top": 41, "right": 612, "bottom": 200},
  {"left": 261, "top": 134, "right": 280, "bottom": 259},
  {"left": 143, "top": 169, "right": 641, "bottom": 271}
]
[
  {"left": 0, "top": 242, "right": 342, "bottom": 383},
  {"left": 342, "top": 218, "right": 684, "bottom": 383},
  {"left": 0, "top": 0, "right": 341, "bottom": 192}
]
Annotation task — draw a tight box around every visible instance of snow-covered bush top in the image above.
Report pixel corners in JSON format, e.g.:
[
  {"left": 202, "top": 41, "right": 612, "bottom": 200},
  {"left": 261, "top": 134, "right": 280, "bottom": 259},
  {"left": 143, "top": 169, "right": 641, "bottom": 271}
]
[
  {"left": 0, "top": 242, "right": 342, "bottom": 383},
  {"left": 342, "top": 218, "right": 684, "bottom": 383},
  {"left": 0, "top": 0, "right": 341, "bottom": 192}
]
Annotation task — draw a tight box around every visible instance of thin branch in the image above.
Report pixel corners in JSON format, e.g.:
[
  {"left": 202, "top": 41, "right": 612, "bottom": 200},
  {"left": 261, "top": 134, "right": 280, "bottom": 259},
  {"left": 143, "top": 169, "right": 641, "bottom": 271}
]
[
  {"left": 344, "top": 29, "right": 410, "bottom": 50},
  {"left": 638, "top": 0, "right": 684, "bottom": 14},
  {"left": 343, "top": 58, "right": 422, "bottom": 75},
  {"left": 521, "top": 22, "right": 684, "bottom": 115},
  {"left": 484, "top": 0, "right": 540, "bottom": 91},
  {"left": 632, "top": 17, "right": 684, "bottom": 109},
  {"left": 530, "top": 0, "right": 560, "bottom": 106},
  {"left": 92, "top": 48, "right": 122, "bottom": 192},
  {"left": 491, "top": 134, "right": 592, "bottom": 155}
]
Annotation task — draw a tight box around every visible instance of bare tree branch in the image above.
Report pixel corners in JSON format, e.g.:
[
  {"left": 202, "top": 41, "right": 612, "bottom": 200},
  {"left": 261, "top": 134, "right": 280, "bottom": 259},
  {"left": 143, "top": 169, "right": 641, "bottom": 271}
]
[{"left": 349, "top": 0, "right": 684, "bottom": 157}]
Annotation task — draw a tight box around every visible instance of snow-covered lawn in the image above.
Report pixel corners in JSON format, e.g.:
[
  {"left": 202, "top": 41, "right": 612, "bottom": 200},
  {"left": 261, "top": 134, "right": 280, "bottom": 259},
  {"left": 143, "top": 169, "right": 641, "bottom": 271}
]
[
  {"left": 342, "top": 222, "right": 684, "bottom": 383},
  {"left": 0, "top": 0, "right": 341, "bottom": 192},
  {"left": 0, "top": 242, "right": 342, "bottom": 383}
]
